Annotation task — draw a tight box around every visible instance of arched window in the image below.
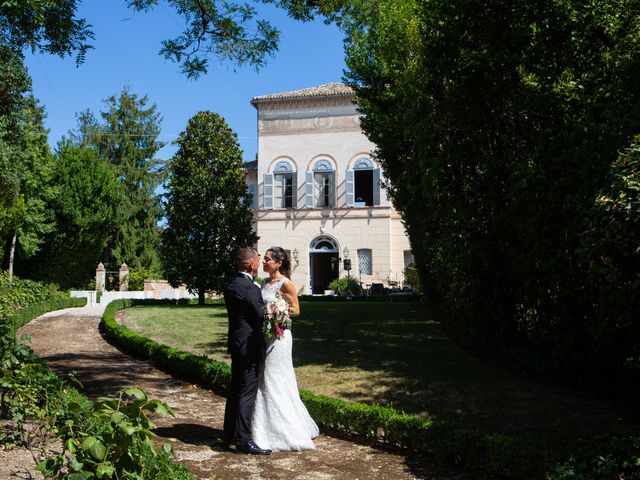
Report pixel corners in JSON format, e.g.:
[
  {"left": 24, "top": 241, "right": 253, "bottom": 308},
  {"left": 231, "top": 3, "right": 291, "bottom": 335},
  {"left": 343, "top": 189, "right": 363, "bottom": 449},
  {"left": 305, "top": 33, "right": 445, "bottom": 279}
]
[
  {"left": 305, "top": 159, "right": 336, "bottom": 208},
  {"left": 346, "top": 157, "right": 380, "bottom": 207},
  {"left": 274, "top": 161, "right": 293, "bottom": 173},
  {"left": 264, "top": 160, "right": 297, "bottom": 209},
  {"left": 310, "top": 236, "right": 338, "bottom": 252}
]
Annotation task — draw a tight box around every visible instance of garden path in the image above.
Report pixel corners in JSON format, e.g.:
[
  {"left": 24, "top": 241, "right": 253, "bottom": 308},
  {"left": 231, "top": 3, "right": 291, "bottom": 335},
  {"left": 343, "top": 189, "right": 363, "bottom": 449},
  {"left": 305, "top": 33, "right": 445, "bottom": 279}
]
[{"left": 14, "top": 306, "right": 493, "bottom": 480}]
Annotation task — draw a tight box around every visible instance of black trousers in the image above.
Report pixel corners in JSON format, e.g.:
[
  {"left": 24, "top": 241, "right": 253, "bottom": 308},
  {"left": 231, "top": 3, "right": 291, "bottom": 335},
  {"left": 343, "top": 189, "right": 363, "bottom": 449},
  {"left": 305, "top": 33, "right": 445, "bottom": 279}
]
[{"left": 223, "top": 357, "right": 260, "bottom": 445}]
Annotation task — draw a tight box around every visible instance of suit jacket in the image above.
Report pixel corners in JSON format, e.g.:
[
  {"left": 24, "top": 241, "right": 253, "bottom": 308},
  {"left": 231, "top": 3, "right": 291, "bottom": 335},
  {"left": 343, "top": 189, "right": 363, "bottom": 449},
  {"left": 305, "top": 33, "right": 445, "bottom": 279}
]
[{"left": 224, "top": 272, "right": 265, "bottom": 361}]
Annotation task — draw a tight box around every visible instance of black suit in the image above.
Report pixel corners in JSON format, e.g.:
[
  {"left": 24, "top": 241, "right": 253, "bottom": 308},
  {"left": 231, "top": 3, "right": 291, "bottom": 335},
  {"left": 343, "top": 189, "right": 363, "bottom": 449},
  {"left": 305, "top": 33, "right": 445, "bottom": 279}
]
[{"left": 223, "top": 272, "right": 265, "bottom": 445}]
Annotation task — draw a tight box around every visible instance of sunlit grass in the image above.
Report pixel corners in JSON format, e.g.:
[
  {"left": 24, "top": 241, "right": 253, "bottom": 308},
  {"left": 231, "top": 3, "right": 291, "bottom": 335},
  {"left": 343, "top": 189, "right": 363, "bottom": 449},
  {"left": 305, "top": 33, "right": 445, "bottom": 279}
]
[{"left": 121, "top": 301, "right": 638, "bottom": 458}]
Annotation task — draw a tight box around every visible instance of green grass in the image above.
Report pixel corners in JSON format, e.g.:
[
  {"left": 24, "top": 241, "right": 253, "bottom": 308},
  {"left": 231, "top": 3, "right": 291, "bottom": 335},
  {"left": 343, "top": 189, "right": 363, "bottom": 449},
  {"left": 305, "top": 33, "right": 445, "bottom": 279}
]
[{"left": 121, "top": 301, "right": 639, "bottom": 461}]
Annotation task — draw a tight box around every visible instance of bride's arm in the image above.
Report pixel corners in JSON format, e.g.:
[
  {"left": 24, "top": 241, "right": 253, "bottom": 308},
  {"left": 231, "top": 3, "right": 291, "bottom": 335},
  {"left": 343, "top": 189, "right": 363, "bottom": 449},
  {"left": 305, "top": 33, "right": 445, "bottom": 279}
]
[{"left": 280, "top": 280, "right": 300, "bottom": 317}]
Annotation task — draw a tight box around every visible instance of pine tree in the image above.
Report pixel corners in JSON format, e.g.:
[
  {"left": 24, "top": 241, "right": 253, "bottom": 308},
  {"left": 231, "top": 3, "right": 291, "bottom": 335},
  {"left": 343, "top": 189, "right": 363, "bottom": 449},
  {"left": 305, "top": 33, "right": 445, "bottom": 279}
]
[{"left": 73, "top": 88, "right": 166, "bottom": 272}]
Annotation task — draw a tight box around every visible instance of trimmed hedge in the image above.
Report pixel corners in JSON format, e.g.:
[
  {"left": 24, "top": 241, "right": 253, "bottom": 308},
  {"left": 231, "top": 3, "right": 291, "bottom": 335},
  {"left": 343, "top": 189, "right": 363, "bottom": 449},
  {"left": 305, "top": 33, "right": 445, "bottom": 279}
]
[
  {"left": 299, "top": 293, "right": 423, "bottom": 302},
  {"left": 101, "top": 299, "right": 230, "bottom": 395},
  {"left": 101, "top": 299, "right": 542, "bottom": 478},
  {"left": 6, "top": 297, "right": 87, "bottom": 332}
]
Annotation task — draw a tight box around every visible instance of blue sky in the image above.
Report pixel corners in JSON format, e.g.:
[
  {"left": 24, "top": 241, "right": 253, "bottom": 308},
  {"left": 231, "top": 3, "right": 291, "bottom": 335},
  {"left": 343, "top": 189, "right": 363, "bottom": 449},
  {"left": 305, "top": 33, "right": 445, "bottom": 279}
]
[{"left": 24, "top": 1, "right": 347, "bottom": 162}]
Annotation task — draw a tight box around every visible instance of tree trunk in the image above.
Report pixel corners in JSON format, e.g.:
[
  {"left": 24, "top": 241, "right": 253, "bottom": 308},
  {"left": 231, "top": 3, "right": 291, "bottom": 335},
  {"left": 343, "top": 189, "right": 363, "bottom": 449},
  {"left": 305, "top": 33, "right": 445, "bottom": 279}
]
[
  {"left": 8, "top": 229, "right": 17, "bottom": 283},
  {"left": 198, "top": 289, "right": 205, "bottom": 305}
]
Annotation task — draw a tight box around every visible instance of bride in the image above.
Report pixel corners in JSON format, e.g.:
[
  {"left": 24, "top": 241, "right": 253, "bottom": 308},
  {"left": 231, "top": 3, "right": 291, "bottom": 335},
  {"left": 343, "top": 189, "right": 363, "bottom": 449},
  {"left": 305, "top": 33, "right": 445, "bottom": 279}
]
[{"left": 251, "top": 246, "right": 319, "bottom": 451}]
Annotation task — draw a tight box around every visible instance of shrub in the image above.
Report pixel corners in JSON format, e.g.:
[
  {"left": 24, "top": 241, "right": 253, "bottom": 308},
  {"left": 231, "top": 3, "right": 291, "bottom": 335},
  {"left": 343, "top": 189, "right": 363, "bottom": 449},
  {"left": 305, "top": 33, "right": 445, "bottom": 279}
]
[
  {"left": 0, "top": 295, "right": 193, "bottom": 479},
  {"left": 0, "top": 271, "right": 68, "bottom": 322},
  {"left": 127, "top": 267, "right": 163, "bottom": 291},
  {"left": 37, "top": 387, "right": 178, "bottom": 480},
  {"left": 546, "top": 436, "right": 640, "bottom": 480},
  {"left": 403, "top": 263, "right": 421, "bottom": 293},
  {"left": 328, "top": 276, "right": 362, "bottom": 296}
]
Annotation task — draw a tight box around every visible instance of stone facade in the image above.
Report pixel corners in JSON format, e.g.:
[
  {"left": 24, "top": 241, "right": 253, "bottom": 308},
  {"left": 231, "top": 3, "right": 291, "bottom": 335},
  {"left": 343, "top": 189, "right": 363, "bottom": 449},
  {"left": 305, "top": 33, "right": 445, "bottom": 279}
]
[{"left": 249, "top": 84, "right": 412, "bottom": 294}]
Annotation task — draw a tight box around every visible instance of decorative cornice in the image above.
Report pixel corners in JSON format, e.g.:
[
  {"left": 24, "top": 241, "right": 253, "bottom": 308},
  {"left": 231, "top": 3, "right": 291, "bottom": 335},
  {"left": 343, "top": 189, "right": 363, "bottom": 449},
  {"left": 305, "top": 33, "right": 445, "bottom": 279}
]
[
  {"left": 255, "top": 96, "right": 356, "bottom": 112},
  {"left": 251, "top": 83, "right": 355, "bottom": 105}
]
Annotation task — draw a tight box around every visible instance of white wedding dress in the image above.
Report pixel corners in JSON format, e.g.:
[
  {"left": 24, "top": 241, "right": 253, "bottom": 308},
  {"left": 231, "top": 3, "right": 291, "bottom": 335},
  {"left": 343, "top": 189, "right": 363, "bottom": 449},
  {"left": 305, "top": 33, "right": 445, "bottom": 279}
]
[{"left": 251, "top": 277, "right": 319, "bottom": 451}]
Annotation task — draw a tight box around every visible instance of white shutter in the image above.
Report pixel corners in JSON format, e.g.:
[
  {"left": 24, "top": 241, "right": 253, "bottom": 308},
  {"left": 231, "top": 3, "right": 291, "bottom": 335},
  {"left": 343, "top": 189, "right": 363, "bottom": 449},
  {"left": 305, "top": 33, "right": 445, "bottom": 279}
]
[
  {"left": 345, "top": 169, "right": 354, "bottom": 206},
  {"left": 263, "top": 173, "right": 273, "bottom": 209},
  {"left": 305, "top": 171, "right": 314, "bottom": 207},
  {"left": 291, "top": 172, "right": 298, "bottom": 208},
  {"left": 373, "top": 168, "right": 381, "bottom": 206}
]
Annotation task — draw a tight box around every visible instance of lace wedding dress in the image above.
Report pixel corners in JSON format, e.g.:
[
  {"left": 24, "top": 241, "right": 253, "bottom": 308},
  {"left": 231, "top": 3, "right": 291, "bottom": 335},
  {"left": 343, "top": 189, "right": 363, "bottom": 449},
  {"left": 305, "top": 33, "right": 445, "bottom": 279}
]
[{"left": 251, "top": 277, "right": 319, "bottom": 451}]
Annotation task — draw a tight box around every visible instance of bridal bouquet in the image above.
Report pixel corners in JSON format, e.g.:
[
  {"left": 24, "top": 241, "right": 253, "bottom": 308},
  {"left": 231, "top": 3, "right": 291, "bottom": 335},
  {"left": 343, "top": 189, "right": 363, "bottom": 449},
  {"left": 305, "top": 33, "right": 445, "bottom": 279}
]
[{"left": 263, "top": 292, "right": 292, "bottom": 339}]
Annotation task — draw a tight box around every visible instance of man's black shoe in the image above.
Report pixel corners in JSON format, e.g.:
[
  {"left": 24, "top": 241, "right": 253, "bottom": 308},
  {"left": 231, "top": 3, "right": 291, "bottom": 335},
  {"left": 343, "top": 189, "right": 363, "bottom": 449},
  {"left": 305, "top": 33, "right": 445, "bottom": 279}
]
[{"left": 236, "top": 441, "right": 271, "bottom": 455}]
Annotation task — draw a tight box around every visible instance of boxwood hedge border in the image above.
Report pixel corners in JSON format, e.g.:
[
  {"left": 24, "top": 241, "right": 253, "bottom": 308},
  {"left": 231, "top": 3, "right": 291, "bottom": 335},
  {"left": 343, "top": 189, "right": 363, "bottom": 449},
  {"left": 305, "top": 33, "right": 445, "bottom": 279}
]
[
  {"left": 101, "top": 298, "right": 545, "bottom": 478},
  {"left": 7, "top": 297, "right": 87, "bottom": 332}
]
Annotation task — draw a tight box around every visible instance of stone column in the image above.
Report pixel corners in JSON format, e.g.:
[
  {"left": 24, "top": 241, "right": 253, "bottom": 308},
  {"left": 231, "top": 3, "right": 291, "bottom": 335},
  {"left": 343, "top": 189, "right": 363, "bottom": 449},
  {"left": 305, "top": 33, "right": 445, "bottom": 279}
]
[
  {"left": 96, "top": 263, "right": 106, "bottom": 293},
  {"left": 119, "top": 263, "right": 129, "bottom": 291}
]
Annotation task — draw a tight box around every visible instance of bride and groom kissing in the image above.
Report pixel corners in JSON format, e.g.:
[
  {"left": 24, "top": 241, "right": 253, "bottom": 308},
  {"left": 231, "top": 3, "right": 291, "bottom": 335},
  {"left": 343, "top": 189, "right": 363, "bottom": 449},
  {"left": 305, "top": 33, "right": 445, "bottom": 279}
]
[{"left": 223, "top": 246, "right": 319, "bottom": 454}]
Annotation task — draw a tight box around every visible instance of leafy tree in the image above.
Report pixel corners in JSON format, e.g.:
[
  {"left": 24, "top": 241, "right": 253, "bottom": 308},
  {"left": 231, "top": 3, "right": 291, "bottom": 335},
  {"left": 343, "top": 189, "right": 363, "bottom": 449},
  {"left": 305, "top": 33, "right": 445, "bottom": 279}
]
[
  {"left": 162, "top": 111, "right": 257, "bottom": 304},
  {"left": 17, "top": 141, "right": 122, "bottom": 289},
  {"left": 577, "top": 137, "right": 640, "bottom": 370},
  {"left": 278, "top": 0, "right": 640, "bottom": 375},
  {"left": 73, "top": 88, "right": 166, "bottom": 273},
  {"left": 0, "top": 0, "right": 93, "bottom": 64},
  {"left": 1, "top": 1, "right": 280, "bottom": 77},
  {"left": 0, "top": 48, "right": 54, "bottom": 280},
  {"left": 337, "top": 0, "right": 640, "bottom": 374},
  {"left": 0, "top": 45, "right": 32, "bottom": 236}
]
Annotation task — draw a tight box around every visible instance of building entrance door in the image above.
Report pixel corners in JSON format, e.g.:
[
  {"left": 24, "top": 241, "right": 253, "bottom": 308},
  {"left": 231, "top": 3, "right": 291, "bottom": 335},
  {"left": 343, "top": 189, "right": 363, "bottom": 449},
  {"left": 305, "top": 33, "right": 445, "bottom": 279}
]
[
  {"left": 308, "top": 235, "right": 340, "bottom": 294},
  {"left": 310, "top": 252, "right": 339, "bottom": 294}
]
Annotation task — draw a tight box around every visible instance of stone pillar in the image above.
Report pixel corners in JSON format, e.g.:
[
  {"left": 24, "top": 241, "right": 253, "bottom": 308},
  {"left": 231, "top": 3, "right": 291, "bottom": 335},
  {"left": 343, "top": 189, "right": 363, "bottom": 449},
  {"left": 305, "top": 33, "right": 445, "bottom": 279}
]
[
  {"left": 96, "top": 263, "right": 106, "bottom": 293},
  {"left": 119, "top": 263, "right": 129, "bottom": 291}
]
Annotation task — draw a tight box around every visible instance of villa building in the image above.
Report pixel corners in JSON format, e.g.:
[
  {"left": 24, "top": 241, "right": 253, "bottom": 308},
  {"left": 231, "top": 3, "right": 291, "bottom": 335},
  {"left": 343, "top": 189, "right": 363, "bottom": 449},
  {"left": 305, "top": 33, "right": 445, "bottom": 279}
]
[{"left": 248, "top": 83, "right": 413, "bottom": 294}]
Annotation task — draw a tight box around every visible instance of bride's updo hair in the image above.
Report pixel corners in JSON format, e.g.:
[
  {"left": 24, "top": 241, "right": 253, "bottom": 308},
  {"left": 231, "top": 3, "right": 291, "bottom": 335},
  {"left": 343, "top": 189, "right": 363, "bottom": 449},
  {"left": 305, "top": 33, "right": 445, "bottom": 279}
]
[{"left": 268, "top": 246, "right": 291, "bottom": 279}]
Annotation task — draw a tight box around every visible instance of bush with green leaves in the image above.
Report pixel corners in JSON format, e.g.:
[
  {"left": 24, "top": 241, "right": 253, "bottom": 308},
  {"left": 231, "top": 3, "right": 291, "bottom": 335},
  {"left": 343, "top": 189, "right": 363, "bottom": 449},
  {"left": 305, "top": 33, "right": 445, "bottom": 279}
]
[
  {"left": 126, "top": 268, "right": 162, "bottom": 292},
  {"left": 0, "top": 319, "right": 89, "bottom": 449},
  {"left": 546, "top": 436, "right": 640, "bottom": 480},
  {"left": 37, "top": 387, "right": 178, "bottom": 480},
  {"left": 328, "top": 276, "right": 362, "bottom": 296},
  {"left": 402, "top": 263, "right": 420, "bottom": 293},
  {"left": 0, "top": 271, "right": 67, "bottom": 322}
]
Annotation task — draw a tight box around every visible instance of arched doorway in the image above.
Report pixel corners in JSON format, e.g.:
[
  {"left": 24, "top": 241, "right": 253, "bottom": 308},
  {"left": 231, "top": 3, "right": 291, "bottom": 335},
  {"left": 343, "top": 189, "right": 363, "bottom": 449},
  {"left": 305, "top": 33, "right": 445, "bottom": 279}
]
[{"left": 309, "top": 236, "right": 339, "bottom": 294}]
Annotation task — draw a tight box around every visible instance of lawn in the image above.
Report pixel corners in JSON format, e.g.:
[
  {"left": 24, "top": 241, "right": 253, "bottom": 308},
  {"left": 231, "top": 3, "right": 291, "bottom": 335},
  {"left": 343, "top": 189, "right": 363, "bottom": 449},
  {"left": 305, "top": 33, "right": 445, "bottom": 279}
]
[{"left": 120, "top": 301, "right": 639, "bottom": 459}]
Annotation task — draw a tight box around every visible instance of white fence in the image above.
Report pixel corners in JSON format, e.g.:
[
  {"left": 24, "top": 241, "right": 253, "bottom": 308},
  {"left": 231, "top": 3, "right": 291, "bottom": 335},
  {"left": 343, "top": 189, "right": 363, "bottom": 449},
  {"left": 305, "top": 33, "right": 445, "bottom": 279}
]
[{"left": 71, "top": 288, "right": 197, "bottom": 305}]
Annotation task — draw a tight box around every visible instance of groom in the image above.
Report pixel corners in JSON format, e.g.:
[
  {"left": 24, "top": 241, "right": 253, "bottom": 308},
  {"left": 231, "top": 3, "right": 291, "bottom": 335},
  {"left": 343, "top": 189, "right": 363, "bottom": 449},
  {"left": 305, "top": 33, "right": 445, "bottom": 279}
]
[{"left": 222, "top": 247, "right": 271, "bottom": 455}]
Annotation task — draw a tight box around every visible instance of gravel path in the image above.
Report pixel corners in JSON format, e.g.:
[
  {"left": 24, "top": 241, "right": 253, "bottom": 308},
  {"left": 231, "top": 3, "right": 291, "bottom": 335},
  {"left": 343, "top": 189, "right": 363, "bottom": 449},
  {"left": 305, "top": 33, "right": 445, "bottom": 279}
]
[{"left": 13, "top": 306, "right": 493, "bottom": 480}]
